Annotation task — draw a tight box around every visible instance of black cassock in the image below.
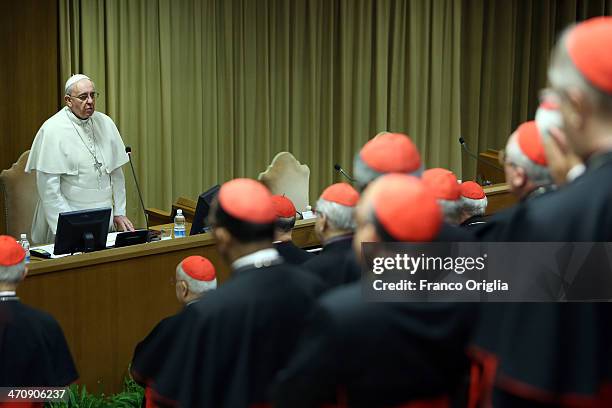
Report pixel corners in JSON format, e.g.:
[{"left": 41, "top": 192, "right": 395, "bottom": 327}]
[
  {"left": 473, "top": 152, "right": 612, "bottom": 242},
  {"left": 434, "top": 223, "right": 477, "bottom": 242},
  {"left": 459, "top": 215, "right": 489, "bottom": 229},
  {"left": 0, "top": 297, "right": 77, "bottom": 386},
  {"left": 469, "top": 152, "right": 612, "bottom": 406},
  {"left": 274, "top": 283, "right": 477, "bottom": 408},
  {"left": 131, "top": 261, "right": 323, "bottom": 408},
  {"left": 471, "top": 303, "right": 612, "bottom": 407},
  {"left": 274, "top": 241, "right": 315, "bottom": 265},
  {"left": 301, "top": 235, "right": 357, "bottom": 291}
]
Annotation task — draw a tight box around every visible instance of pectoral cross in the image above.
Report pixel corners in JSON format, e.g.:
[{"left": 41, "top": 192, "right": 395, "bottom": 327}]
[
  {"left": 94, "top": 158, "right": 103, "bottom": 189},
  {"left": 94, "top": 159, "right": 103, "bottom": 173}
]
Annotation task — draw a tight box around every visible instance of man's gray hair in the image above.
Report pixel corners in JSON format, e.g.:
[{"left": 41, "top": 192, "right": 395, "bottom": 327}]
[
  {"left": 461, "top": 197, "right": 488, "bottom": 217},
  {"left": 548, "top": 27, "right": 612, "bottom": 114},
  {"left": 438, "top": 199, "right": 463, "bottom": 225},
  {"left": 506, "top": 136, "right": 553, "bottom": 186},
  {"left": 535, "top": 103, "right": 563, "bottom": 141},
  {"left": 315, "top": 198, "right": 356, "bottom": 231},
  {"left": 176, "top": 264, "right": 217, "bottom": 294},
  {"left": 353, "top": 153, "right": 423, "bottom": 191},
  {"left": 0, "top": 260, "right": 26, "bottom": 284}
]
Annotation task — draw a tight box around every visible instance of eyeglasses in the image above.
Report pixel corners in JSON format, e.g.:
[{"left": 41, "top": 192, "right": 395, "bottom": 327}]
[{"left": 68, "top": 92, "right": 99, "bottom": 102}]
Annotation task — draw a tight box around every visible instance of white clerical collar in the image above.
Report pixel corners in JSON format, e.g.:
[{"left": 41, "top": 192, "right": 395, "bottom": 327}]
[
  {"left": 64, "top": 106, "right": 92, "bottom": 127},
  {"left": 232, "top": 248, "right": 281, "bottom": 270},
  {"left": 0, "top": 291, "right": 16, "bottom": 297},
  {"left": 566, "top": 163, "right": 586, "bottom": 183}
]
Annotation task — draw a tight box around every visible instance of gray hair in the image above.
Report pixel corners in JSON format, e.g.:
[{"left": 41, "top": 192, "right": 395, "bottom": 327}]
[
  {"left": 0, "top": 260, "right": 26, "bottom": 284},
  {"left": 353, "top": 153, "right": 423, "bottom": 191},
  {"left": 176, "top": 264, "right": 217, "bottom": 294},
  {"left": 535, "top": 104, "right": 564, "bottom": 141},
  {"left": 548, "top": 27, "right": 612, "bottom": 114},
  {"left": 438, "top": 199, "right": 463, "bottom": 225},
  {"left": 506, "top": 136, "right": 553, "bottom": 186},
  {"left": 461, "top": 197, "right": 488, "bottom": 217},
  {"left": 315, "top": 198, "right": 356, "bottom": 231}
]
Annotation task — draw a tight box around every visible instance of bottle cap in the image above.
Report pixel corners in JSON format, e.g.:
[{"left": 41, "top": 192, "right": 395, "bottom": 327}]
[
  {"left": 177, "top": 209, "right": 183, "bottom": 215},
  {"left": 20, "top": 233, "right": 26, "bottom": 239}
]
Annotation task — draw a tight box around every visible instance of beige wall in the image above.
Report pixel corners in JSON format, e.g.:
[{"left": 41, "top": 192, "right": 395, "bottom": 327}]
[
  {"left": 0, "top": 0, "right": 60, "bottom": 171},
  {"left": 0, "top": 0, "right": 60, "bottom": 234}
]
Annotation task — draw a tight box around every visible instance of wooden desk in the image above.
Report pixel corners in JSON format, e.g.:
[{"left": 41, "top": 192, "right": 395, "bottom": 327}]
[
  {"left": 19, "top": 218, "right": 318, "bottom": 394},
  {"left": 477, "top": 149, "right": 505, "bottom": 185},
  {"left": 483, "top": 183, "right": 516, "bottom": 216},
  {"left": 146, "top": 196, "right": 197, "bottom": 226}
]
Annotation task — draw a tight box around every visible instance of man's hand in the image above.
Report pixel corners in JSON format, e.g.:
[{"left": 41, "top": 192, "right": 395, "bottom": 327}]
[{"left": 114, "top": 215, "right": 135, "bottom": 232}]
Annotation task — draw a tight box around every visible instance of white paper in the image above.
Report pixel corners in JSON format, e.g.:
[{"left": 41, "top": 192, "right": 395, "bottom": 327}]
[
  {"left": 32, "top": 232, "right": 120, "bottom": 259},
  {"left": 301, "top": 210, "right": 317, "bottom": 220}
]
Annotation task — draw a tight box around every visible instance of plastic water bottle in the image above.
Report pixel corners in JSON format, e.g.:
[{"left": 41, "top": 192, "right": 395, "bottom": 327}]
[
  {"left": 19, "top": 234, "right": 31, "bottom": 264},
  {"left": 174, "top": 209, "right": 186, "bottom": 238}
]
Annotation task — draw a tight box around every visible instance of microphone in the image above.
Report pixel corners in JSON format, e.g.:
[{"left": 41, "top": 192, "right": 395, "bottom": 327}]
[
  {"left": 125, "top": 146, "right": 150, "bottom": 232},
  {"left": 334, "top": 163, "right": 355, "bottom": 182},
  {"left": 458, "top": 137, "right": 504, "bottom": 173}
]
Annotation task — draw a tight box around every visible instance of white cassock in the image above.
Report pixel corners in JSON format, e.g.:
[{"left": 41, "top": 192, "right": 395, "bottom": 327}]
[{"left": 26, "top": 106, "right": 129, "bottom": 244}]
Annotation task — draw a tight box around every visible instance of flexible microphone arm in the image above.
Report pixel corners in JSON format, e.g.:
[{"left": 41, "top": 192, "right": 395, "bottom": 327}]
[
  {"left": 334, "top": 163, "right": 356, "bottom": 182},
  {"left": 458, "top": 137, "right": 504, "bottom": 172},
  {"left": 125, "top": 146, "right": 149, "bottom": 231}
]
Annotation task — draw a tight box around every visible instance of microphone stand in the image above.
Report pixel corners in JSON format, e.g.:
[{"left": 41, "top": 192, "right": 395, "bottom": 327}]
[
  {"left": 459, "top": 137, "right": 503, "bottom": 186},
  {"left": 334, "top": 164, "right": 356, "bottom": 182},
  {"left": 125, "top": 147, "right": 159, "bottom": 241}
]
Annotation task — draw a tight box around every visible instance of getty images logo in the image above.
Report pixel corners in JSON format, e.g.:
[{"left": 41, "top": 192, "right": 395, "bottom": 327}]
[{"left": 371, "top": 253, "right": 488, "bottom": 275}]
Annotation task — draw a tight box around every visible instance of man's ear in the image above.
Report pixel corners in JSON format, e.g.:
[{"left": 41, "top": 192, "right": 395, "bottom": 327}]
[
  {"left": 564, "top": 88, "right": 590, "bottom": 131},
  {"left": 64, "top": 94, "right": 72, "bottom": 107},
  {"left": 363, "top": 223, "right": 380, "bottom": 243},
  {"left": 214, "top": 227, "right": 232, "bottom": 247},
  {"left": 549, "top": 127, "right": 570, "bottom": 154},
  {"left": 512, "top": 167, "right": 527, "bottom": 188},
  {"left": 179, "top": 281, "right": 189, "bottom": 298},
  {"left": 320, "top": 213, "right": 329, "bottom": 232}
]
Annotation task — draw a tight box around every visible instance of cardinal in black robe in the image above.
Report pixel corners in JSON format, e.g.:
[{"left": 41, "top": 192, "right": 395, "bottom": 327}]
[
  {"left": 301, "top": 183, "right": 361, "bottom": 290},
  {"left": 131, "top": 179, "right": 323, "bottom": 407},
  {"left": 457, "top": 181, "right": 490, "bottom": 229},
  {"left": 274, "top": 240, "right": 314, "bottom": 265},
  {"left": 275, "top": 174, "right": 477, "bottom": 407},
  {"left": 303, "top": 236, "right": 356, "bottom": 290},
  {"left": 270, "top": 195, "right": 314, "bottom": 265},
  {"left": 0, "top": 235, "right": 77, "bottom": 388},
  {"left": 468, "top": 18, "right": 612, "bottom": 407}
]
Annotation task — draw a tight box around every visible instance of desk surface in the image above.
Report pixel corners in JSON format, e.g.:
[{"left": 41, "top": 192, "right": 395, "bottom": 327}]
[{"left": 482, "top": 182, "right": 516, "bottom": 216}]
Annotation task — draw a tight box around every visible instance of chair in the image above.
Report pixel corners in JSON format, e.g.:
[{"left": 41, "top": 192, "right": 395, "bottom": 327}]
[
  {"left": 0, "top": 151, "right": 37, "bottom": 240},
  {"left": 258, "top": 152, "right": 310, "bottom": 212},
  {"left": 145, "top": 196, "right": 197, "bottom": 226}
]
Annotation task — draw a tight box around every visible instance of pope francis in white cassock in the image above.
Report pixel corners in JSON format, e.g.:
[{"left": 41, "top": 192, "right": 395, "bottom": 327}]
[{"left": 26, "top": 74, "right": 135, "bottom": 244}]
